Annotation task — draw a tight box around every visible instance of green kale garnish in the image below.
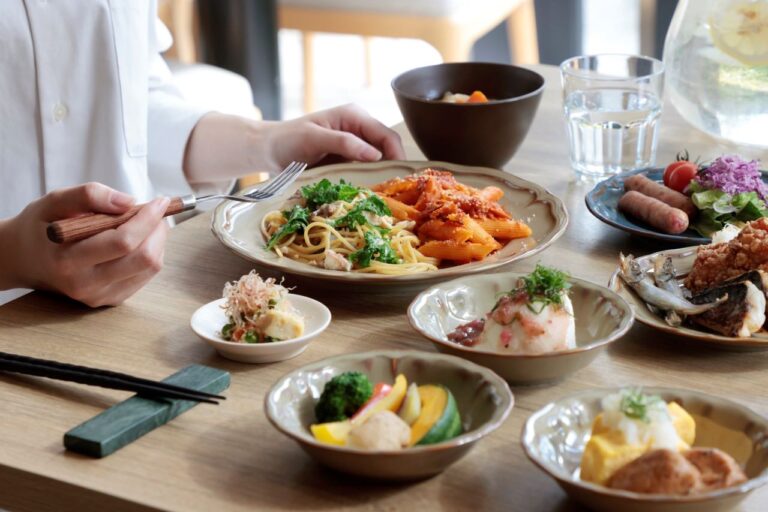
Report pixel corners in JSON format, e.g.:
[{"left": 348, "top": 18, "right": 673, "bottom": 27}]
[
  {"left": 619, "top": 388, "right": 666, "bottom": 423},
  {"left": 266, "top": 205, "right": 310, "bottom": 249},
  {"left": 300, "top": 178, "right": 361, "bottom": 210},
  {"left": 518, "top": 264, "right": 571, "bottom": 313},
  {"left": 349, "top": 230, "right": 400, "bottom": 268},
  {"left": 333, "top": 195, "right": 392, "bottom": 230}
]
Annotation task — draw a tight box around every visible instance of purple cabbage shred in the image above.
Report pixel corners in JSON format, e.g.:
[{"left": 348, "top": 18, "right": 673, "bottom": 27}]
[{"left": 694, "top": 155, "right": 766, "bottom": 199}]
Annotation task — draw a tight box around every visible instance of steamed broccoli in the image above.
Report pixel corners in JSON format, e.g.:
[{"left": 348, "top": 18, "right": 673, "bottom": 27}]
[{"left": 315, "top": 371, "right": 373, "bottom": 423}]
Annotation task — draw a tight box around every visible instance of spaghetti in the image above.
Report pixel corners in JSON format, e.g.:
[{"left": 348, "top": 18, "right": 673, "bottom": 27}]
[{"left": 261, "top": 181, "right": 439, "bottom": 275}]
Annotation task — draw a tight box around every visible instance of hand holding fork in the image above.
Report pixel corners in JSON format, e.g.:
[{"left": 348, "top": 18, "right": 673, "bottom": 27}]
[{"left": 47, "top": 162, "right": 307, "bottom": 244}]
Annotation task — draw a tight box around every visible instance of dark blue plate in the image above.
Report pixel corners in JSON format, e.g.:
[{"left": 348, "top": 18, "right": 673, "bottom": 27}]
[{"left": 584, "top": 168, "right": 710, "bottom": 245}]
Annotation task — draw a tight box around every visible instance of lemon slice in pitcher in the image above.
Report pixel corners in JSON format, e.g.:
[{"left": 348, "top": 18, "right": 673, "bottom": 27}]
[{"left": 710, "top": 1, "right": 768, "bottom": 66}]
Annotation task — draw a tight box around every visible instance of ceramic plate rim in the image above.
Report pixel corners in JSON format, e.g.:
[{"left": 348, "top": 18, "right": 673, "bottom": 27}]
[
  {"left": 210, "top": 160, "right": 569, "bottom": 285},
  {"left": 607, "top": 246, "right": 768, "bottom": 349},
  {"left": 521, "top": 386, "right": 768, "bottom": 503},
  {"left": 407, "top": 273, "right": 635, "bottom": 359},
  {"left": 190, "top": 296, "right": 332, "bottom": 348},
  {"left": 263, "top": 349, "right": 514, "bottom": 455}
]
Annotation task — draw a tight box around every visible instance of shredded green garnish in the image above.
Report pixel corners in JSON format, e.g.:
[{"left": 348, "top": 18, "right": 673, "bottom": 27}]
[
  {"left": 349, "top": 230, "right": 400, "bottom": 268},
  {"left": 300, "top": 178, "right": 361, "bottom": 210},
  {"left": 333, "top": 195, "right": 392, "bottom": 230},
  {"left": 515, "top": 264, "right": 571, "bottom": 314},
  {"left": 266, "top": 204, "right": 310, "bottom": 250},
  {"left": 619, "top": 388, "right": 665, "bottom": 423}
]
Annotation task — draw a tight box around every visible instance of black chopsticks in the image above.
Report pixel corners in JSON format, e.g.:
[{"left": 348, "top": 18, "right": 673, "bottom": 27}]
[{"left": 0, "top": 351, "right": 226, "bottom": 404}]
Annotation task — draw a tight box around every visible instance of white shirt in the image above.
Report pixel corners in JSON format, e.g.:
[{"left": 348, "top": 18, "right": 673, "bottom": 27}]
[
  {"left": 0, "top": 0, "right": 209, "bottom": 220},
  {"left": 0, "top": 0, "right": 212, "bottom": 304}
]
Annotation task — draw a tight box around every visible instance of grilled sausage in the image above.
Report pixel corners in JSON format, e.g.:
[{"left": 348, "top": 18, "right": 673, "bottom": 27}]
[
  {"left": 618, "top": 191, "right": 689, "bottom": 234},
  {"left": 624, "top": 174, "right": 696, "bottom": 218}
]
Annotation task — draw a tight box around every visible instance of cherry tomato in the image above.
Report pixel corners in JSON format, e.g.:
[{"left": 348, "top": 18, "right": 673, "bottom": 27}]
[
  {"left": 666, "top": 162, "right": 698, "bottom": 193},
  {"left": 663, "top": 161, "right": 688, "bottom": 185}
]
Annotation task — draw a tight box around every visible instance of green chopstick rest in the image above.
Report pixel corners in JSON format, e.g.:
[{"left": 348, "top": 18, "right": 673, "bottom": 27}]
[{"left": 64, "top": 364, "right": 230, "bottom": 458}]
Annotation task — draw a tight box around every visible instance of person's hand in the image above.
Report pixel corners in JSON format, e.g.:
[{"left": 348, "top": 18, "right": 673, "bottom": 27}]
[
  {"left": 0, "top": 183, "right": 169, "bottom": 307},
  {"left": 267, "top": 104, "right": 406, "bottom": 168}
]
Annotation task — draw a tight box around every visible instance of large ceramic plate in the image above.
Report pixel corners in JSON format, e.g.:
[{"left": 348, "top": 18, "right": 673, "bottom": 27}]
[
  {"left": 212, "top": 160, "right": 568, "bottom": 286},
  {"left": 586, "top": 168, "right": 710, "bottom": 245},
  {"left": 608, "top": 247, "right": 768, "bottom": 350}
]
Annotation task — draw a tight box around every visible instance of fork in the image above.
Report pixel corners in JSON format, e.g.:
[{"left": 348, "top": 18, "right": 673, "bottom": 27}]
[{"left": 46, "top": 161, "right": 307, "bottom": 244}]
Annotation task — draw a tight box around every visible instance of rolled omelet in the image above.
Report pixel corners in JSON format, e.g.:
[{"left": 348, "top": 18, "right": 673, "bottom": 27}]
[{"left": 580, "top": 402, "right": 696, "bottom": 485}]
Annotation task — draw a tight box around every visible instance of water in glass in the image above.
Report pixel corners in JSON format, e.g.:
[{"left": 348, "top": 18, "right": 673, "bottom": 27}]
[{"left": 565, "top": 88, "right": 662, "bottom": 177}]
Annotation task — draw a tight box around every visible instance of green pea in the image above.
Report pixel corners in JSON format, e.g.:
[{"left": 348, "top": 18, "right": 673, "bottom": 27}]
[
  {"left": 243, "top": 330, "right": 259, "bottom": 343},
  {"left": 221, "top": 323, "right": 235, "bottom": 340}
]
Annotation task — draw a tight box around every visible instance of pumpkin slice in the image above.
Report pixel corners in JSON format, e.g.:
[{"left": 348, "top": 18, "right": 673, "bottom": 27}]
[{"left": 410, "top": 385, "right": 462, "bottom": 446}]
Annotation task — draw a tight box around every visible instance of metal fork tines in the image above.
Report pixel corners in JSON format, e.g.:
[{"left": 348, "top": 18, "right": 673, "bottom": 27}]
[{"left": 197, "top": 161, "right": 307, "bottom": 205}]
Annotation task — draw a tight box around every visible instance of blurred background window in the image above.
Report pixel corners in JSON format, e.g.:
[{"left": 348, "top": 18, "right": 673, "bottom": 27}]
[{"left": 161, "top": 0, "right": 678, "bottom": 125}]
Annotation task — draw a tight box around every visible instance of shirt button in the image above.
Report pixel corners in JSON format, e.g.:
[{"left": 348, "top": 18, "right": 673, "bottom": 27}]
[{"left": 52, "top": 102, "right": 69, "bottom": 122}]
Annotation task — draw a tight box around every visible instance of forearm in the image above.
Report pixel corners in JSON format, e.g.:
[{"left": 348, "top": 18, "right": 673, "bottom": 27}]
[{"left": 183, "top": 112, "right": 279, "bottom": 184}]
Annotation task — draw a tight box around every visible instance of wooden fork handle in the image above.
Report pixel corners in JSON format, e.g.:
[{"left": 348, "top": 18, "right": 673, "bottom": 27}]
[{"left": 47, "top": 196, "right": 189, "bottom": 244}]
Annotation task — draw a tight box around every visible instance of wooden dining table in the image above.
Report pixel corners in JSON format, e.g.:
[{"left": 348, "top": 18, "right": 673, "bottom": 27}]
[{"left": 2, "top": 64, "right": 767, "bottom": 512}]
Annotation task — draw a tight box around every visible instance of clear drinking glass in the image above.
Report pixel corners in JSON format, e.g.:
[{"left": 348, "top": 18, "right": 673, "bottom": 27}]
[{"left": 560, "top": 54, "right": 665, "bottom": 179}]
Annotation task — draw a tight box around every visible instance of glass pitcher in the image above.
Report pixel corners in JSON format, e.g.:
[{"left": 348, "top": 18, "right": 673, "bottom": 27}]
[{"left": 663, "top": 0, "right": 768, "bottom": 147}]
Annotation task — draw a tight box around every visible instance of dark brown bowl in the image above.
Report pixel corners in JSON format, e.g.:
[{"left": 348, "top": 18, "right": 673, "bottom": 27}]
[{"left": 391, "top": 62, "right": 545, "bottom": 168}]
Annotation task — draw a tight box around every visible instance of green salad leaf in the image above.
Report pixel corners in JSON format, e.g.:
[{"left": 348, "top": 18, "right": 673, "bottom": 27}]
[
  {"left": 300, "top": 178, "right": 361, "bottom": 210},
  {"left": 333, "top": 195, "right": 392, "bottom": 230},
  {"left": 266, "top": 205, "right": 310, "bottom": 249},
  {"left": 689, "top": 182, "right": 768, "bottom": 237},
  {"left": 349, "top": 230, "right": 400, "bottom": 268}
]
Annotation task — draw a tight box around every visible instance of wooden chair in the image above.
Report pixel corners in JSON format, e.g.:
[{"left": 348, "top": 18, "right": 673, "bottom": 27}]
[{"left": 277, "top": 0, "right": 539, "bottom": 113}]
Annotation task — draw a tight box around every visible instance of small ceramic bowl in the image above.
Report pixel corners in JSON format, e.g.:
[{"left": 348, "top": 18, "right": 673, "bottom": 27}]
[
  {"left": 522, "top": 387, "right": 768, "bottom": 512},
  {"left": 391, "top": 62, "right": 545, "bottom": 168},
  {"left": 408, "top": 273, "right": 634, "bottom": 385},
  {"left": 190, "top": 296, "right": 331, "bottom": 363},
  {"left": 264, "top": 350, "right": 514, "bottom": 480}
]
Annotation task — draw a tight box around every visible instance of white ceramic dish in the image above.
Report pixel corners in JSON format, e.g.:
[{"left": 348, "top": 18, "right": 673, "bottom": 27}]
[
  {"left": 522, "top": 387, "right": 768, "bottom": 512},
  {"left": 408, "top": 272, "right": 634, "bottom": 385},
  {"left": 190, "top": 296, "right": 331, "bottom": 363}
]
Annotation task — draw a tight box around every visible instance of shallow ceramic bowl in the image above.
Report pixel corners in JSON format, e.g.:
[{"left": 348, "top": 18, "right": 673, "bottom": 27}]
[
  {"left": 392, "top": 62, "right": 545, "bottom": 168},
  {"left": 211, "top": 160, "right": 568, "bottom": 288},
  {"left": 522, "top": 387, "right": 768, "bottom": 512},
  {"left": 408, "top": 273, "right": 634, "bottom": 385},
  {"left": 264, "top": 350, "right": 514, "bottom": 480},
  {"left": 190, "top": 296, "right": 331, "bottom": 363},
  {"left": 608, "top": 247, "right": 768, "bottom": 351}
]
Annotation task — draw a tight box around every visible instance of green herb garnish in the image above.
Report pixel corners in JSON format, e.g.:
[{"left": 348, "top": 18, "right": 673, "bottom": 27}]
[
  {"left": 266, "top": 204, "right": 310, "bottom": 249},
  {"left": 516, "top": 264, "right": 571, "bottom": 314},
  {"left": 349, "top": 230, "right": 400, "bottom": 268},
  {"left": 301, "top": 178, "right": 361, "bottom": 210},
  {"left": 619, "top": 388, "right": 665, "bottom": 423},
  {"left": 333, "top": 195, "right": 392, "bottom": 230}
]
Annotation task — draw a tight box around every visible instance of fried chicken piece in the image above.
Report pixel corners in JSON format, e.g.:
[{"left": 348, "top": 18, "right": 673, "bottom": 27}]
[
  {"left": 686, "top": 218, "right": 768, "bottom": 294},
  {"left": 684, "top": 448, "right": 747, "bottom": 491},
  {"left": 607, "top": 449, "right": 703, "bottom": 495}
]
